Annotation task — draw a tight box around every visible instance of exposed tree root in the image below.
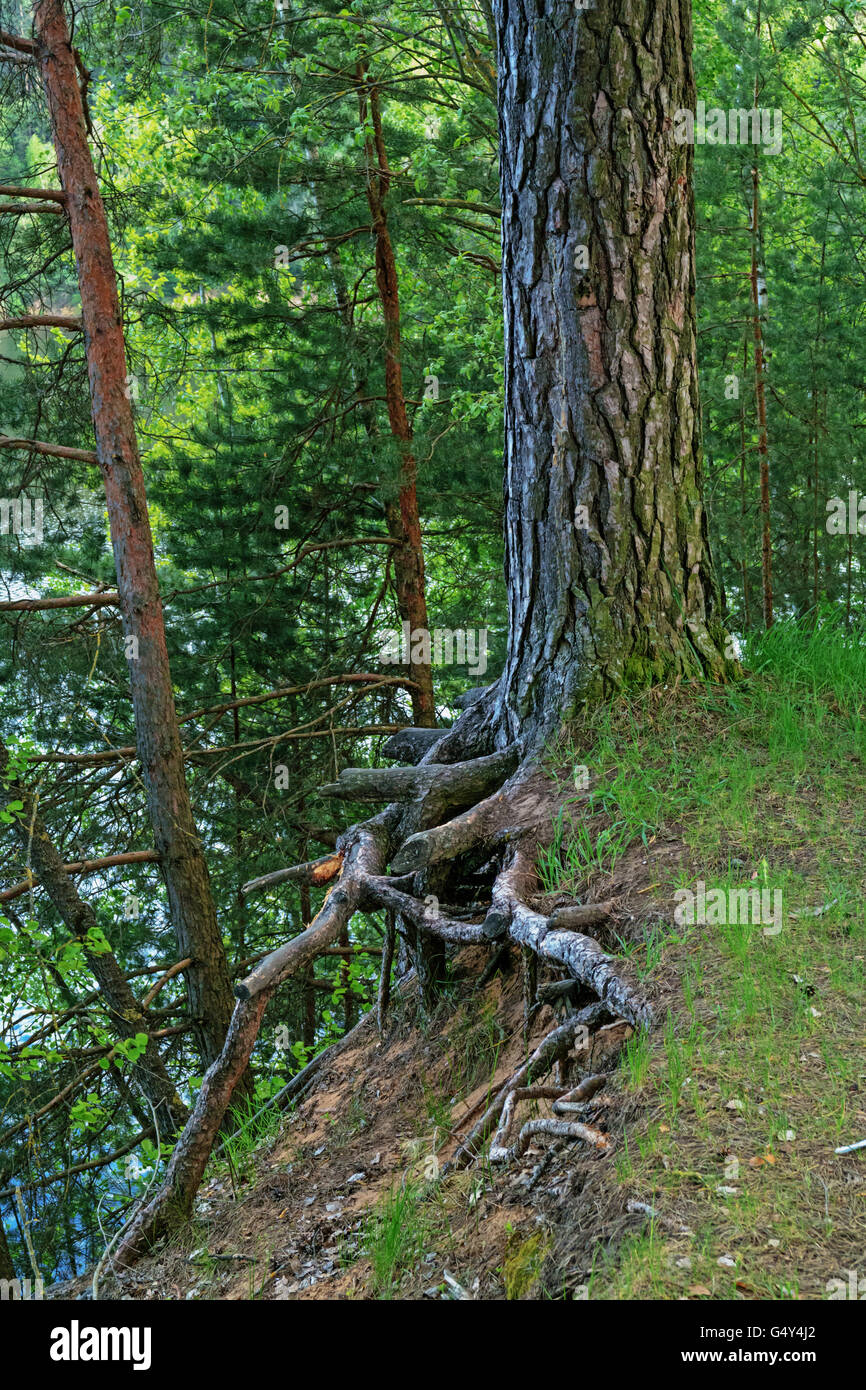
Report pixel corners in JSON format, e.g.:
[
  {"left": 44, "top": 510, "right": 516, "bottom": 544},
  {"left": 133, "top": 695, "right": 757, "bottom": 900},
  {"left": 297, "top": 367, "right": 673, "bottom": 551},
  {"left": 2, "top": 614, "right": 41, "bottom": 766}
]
[
  {"left": 319, "top": 747, "right": 518, "bottom": 821},
  {"left": 486, "top": 851, "right": 651, "bottom": 1029},
  {"left": 390, "top": 765, "right": 548, "bottom": 874},
  {"left": 489, "top": 1070, "right": 613, "bottom": 1162},
  {"left": 501, "top": 1117, "right": 611, "bottom": 1162},
  {"left": 111, "top": 692, "right": 653, "bottom": 1266},
  {"left": 448, "top": 1011, "right": 604, "bottom": 1170},
  {"left": 377, "top": 911, "right": 396, "bottom": 1031}
]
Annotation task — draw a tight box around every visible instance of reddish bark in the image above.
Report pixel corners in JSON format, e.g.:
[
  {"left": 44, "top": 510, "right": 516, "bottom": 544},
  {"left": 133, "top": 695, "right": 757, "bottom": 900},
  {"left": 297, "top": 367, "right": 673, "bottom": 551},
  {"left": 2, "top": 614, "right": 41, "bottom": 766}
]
[
  {"left": 0, "top": 589, "right": 118, "bottom": 612},
  {"left": 357, "top": 65, "right": 435, "bottom": 727},
  {"left": 34, "top": 0, "right": 237, "bottom": 1071}
]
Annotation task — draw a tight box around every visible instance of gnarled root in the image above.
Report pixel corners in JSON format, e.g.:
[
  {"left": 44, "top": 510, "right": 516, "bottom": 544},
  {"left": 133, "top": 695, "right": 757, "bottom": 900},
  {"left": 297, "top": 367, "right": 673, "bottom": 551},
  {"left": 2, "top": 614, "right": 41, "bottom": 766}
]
[
  {"left": 484, "top": 849, "right": 651, "bottom": 1029},
  {"left": 488, "top": 1071, "right": 612, "bottom": 1162},
  {"left": 112, "top": 691, "right": 653, "bottom": 1266}
]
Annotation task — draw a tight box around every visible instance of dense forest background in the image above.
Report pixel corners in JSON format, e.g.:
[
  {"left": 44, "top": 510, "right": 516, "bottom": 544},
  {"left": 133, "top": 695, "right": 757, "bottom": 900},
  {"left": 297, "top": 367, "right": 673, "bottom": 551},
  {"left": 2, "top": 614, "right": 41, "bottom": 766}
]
[{"left": 1, "top": 0, "right": 864, "bottom": 1284}]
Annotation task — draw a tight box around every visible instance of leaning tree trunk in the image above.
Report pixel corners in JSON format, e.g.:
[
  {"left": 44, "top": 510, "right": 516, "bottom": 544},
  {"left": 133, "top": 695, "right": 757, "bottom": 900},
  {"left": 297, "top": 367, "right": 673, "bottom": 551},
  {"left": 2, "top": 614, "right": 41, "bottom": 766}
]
[
  {"left": 491, "top": 0, "right": 734, "bottom": 749},
  {"left": 34, "top": 0, "right": 237, "bottom": 1073},
  {"left": 0, "top": 738, "right": 189, "bottom": 1137}
]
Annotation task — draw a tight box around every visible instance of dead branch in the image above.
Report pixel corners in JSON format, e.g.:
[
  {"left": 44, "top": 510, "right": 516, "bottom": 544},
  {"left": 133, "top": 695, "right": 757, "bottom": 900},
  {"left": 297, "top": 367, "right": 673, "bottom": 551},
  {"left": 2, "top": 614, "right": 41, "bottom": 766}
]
[
  {"left": 235, "top": 814, "right": 393, "bottom": 1000},
  {"left": 381, "top": 727, "right": 447, "bottom": 763},
  {"left": 31, "top": 725, "right": 412, "bottom": 767},
  {"left": 319, "top": 748, "right": 518, "bottom": 823},
  {"left": 0, "top": 202, "right": 66, "bottom": 215},
  {"left": 179, "top": 673, "right": 419, "bottom": 726},
  {"left": 0, "top": 184, "right": 66, "bottom": 201},
  {"left": 240, "top": 852, "right": 343, "bottom": 896},
  {"left": 0, "top": 1129, "right": 156, "bottom": 1200},
  {"left": 113, "top": 812, "right": 396, "bottom": 1265},
  {"left": 0, "top": 29, "right": 37, "bottom": 56},
  {"left": 140, "top": 958, "right": 193, "bottom": 1009}
]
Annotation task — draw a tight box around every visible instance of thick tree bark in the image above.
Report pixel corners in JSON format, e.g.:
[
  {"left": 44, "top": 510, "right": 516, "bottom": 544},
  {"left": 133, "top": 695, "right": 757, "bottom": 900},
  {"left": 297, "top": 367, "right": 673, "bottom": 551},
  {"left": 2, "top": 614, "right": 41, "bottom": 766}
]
[
  {"left": 34, "top": 0, "right": 237, "bottom": 1072},
  {"left": 357, "top": 63, "right": 436, "bottom": 728},
  {"left": 492, "top": 0, "right": 734, "bottom": 747}
]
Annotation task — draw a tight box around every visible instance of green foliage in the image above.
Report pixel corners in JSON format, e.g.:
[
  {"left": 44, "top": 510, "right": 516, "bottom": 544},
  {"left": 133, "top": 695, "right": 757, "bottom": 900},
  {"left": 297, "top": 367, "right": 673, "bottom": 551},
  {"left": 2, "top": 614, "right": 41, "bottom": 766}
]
[{"left": 2, "top": 0, "right": 866, "bottom": 1288}]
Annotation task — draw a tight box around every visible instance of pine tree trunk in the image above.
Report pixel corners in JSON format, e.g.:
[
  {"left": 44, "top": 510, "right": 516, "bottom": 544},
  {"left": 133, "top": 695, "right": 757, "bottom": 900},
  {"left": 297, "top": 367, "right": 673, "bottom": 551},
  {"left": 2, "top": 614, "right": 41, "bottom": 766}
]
[
  {"left": 34, "top": 0, "right": 237, "bottom": 1072},
  {"left": 739, "top": 339, "right": 751, "bottom": 632},
  {"left": 492, "top": 0, "right": 732, "bottom": 747},
  {"left": 750, "top": 159, "right": 773, "bottom": 630},
  {"left": 357, "top": 65, "right": 436, "bottom": 728}
]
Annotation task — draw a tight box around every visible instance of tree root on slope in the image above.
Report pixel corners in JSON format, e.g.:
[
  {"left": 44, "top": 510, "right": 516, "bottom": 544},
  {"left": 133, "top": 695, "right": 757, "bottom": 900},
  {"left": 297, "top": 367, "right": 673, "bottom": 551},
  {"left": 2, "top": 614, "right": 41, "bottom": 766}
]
[{"left": 112, "top": 699, "right": 652, "bottom": 1270}]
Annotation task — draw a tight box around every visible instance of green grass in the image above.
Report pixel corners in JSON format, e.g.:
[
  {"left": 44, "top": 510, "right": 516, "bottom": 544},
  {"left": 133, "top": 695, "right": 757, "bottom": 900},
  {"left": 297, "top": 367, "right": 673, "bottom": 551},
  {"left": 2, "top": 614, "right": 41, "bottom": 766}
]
[
  {"left": 361, "top": 1180, "right": 442, "bottom": 1299},
  {"left": 215, "top": 1095, "right": 283, "bottom": 1187},
  {"left": 540, "top": 613, "right": 866, "bottom": 1300}
]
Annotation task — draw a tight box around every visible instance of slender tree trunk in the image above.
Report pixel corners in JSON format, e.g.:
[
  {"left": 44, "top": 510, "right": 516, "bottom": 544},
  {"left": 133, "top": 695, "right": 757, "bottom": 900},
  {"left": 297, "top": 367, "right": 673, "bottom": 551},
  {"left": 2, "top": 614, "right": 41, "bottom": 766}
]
[
  {"left": 229, "top": 643, "right": 246, "bottom": 960},
  {"left": 34, "top": 0, "right": 237, "bottom": 1071},
  {"left": 747, "top": 24, "right": 773, "bottom": 632},
  {"left": 811, "top": 228, "right": 828, "bottom": 615},
  {"left": 300, "top": 876, "right": 316, "bottom": 1051},
  {"left": 750, "top": 158, "right": 773, "bottom": 630},
  {"left": 492, "top": 0, "right": 733, "bottom": 747},
  {"left": 318, "top": 215, "right": 422, "bottom": 708},
  {"left": 0, "top": 739, "right": 188, "bottom": 1135},
  {"left": 739, "top": 339, "right": 751, "bottom": 632},
  {"left": 357, "top": 63, "right": 436, "bottom": 728},
  {"left": 0, "top": 1214, "right": 14, "bottom": 1280}
]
